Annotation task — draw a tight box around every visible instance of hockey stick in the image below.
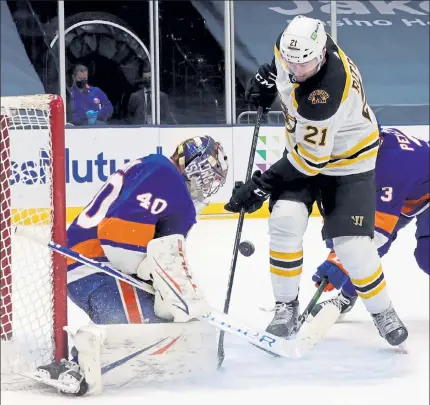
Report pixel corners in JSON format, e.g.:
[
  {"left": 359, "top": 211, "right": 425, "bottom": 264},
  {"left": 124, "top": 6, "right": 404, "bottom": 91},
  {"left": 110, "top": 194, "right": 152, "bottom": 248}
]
[
  {"left": 254, "top": 278, "right": 329, "bottom": 357},
  {"left": 15, "top": 227, "right": 306, "bottom": 359},
  {"left": 14, "top": 227, "right": 155, "bottom": 295},
  {"left": 217, "top": 105, "right": 265, "bottom": 369},
  {"left": 296, "top": 277, "right": 329, "bottom": 331}
]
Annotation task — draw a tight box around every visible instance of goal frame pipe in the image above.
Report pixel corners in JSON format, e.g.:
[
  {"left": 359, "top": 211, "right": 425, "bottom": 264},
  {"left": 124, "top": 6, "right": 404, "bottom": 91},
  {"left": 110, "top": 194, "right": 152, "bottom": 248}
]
[
  {"left": 0, "top": 115, "right": 12, "bottom": 340},
  {"left": 1, "top": 96, "right": 68, "bottom": 363},
  {"left": 50, "top": 95, "right": 68, "bottom": 362}
]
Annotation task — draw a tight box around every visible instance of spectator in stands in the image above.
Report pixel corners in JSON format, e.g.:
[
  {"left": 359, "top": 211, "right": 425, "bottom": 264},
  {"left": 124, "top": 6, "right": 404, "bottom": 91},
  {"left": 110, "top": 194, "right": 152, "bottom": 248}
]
[
  {"left": 69, "top": 64, "right": 113, "bottom": 126},
  {"left": 127, "top": 61, "right": 177, "bottom": 125}
]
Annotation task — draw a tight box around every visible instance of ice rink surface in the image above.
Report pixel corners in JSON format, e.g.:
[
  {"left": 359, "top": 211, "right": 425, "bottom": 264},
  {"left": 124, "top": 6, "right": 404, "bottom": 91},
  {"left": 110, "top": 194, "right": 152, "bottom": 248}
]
[{"left": 2, "top": 217, "right": 429, "bottom": 405}]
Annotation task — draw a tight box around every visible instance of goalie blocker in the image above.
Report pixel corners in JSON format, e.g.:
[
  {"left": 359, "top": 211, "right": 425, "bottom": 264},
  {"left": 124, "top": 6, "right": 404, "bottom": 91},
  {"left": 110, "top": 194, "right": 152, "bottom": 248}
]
[{"left": 31, "top": 234, "right": 217, "bottom": 395}]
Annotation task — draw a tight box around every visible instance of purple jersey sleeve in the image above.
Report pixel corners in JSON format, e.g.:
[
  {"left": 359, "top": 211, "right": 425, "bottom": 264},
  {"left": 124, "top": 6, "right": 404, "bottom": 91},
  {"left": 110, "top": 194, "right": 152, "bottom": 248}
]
[
  {"left": 98, "top": 154, "right": 197, "bottom": 253},
  {"left": 375, "top": 129, "right": 429, "bottom": 239},
  {"left": 415, "top": 209, "right": 429, "bottom": 274},
  {"left": 66, "top": 155, "right": 196, "bottom": 272}
]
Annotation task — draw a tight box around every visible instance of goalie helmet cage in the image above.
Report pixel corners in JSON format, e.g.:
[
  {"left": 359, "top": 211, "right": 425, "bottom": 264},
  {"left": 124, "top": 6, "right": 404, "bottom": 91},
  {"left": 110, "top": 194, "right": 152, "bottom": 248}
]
[{"left": 0, "top": 94, "right": 68, "bottom": 387}]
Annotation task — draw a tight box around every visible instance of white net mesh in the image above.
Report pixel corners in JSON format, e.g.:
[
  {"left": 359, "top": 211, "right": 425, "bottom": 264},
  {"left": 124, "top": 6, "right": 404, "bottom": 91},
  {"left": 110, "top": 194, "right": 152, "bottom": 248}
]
[{"left": 1, "top": 95, "right": 66, "bottom": 388}]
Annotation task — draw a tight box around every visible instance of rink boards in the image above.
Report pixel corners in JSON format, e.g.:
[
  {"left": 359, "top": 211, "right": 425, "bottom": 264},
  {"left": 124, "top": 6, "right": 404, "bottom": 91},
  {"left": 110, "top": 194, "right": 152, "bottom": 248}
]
[{"left": 8, "top": 125, "right": 429, "bottom": 223}]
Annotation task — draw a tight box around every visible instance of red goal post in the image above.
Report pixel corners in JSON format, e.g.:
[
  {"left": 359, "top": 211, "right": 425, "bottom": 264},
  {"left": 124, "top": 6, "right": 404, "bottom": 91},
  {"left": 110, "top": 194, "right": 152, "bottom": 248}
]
[{"left": 1, "top": 94, "right": 68, "bottom": 385}]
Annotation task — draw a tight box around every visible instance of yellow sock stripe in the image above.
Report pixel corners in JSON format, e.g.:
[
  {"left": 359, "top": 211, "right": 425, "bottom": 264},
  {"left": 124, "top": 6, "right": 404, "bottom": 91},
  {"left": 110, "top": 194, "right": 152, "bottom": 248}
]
[
  {"left": 270, "top": 266, "right": 302, "bottom": 278},
  {"left": 269, "top": 250, "right": 303, "bottom": 261},
  {"left": 356, "top": 280, "right": 387, "bottom": 299},
  {"left": 351, "top": 265, "right": 382, "bottom": 287}
]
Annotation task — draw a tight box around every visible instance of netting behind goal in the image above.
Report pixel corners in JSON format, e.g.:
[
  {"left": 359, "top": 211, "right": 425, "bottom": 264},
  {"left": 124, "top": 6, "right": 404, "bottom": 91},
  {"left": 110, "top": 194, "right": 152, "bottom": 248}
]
[{"left": 1, "top": 94, "right": 67, "bottom": 388}]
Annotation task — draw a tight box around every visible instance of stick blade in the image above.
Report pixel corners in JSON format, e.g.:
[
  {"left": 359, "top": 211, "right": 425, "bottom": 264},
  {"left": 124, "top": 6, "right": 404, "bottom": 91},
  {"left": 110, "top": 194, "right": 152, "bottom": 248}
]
[{"left": 293, "top": 302, "right": 341, "bottom": 357}]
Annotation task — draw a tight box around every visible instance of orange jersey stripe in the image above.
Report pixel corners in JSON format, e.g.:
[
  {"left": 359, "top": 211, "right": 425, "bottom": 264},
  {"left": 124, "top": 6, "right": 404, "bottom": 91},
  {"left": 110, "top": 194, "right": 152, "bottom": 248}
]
[
  {"left": 375, "top": 211, "right": 398, "bottom": 234},
  {"left": 401, "top": 193, "right": 430, "bottom": 215},
  {"left": 98, "top": 218, "right": 156, "bottom": 248},
  {"left": 118, "top": 280, "right": 143, "bottom": 324},
  {"left": 67, "top": 239, "right": 104, "bottom": 266}
]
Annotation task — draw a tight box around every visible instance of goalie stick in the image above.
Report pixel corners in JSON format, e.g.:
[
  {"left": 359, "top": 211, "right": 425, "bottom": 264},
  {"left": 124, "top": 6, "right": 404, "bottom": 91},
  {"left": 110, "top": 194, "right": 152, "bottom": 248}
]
[
  {"left": 16, "top": 227, "right": 339, "bottom": 360},
  {"left": 296, "top": 277, "right": 330, "bottom": 331},
  {"left": 253, "top": 278, "right": 335, "bottom": 357}
]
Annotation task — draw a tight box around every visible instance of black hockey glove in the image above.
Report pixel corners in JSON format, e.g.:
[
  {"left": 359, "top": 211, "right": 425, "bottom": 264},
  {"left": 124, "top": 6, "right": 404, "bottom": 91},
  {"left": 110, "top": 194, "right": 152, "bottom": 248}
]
[
  {"left": 245, "top": 63, "right": 277, "bottom": 113},
  {"left": 224, "top": 171, "right": 270, "bottom": 214}
]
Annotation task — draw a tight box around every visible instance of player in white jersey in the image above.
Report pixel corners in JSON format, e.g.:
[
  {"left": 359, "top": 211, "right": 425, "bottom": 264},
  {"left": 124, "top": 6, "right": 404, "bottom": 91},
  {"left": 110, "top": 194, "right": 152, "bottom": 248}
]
[{"left": 225, "top": 16, "right": 408, "bottom": 347}]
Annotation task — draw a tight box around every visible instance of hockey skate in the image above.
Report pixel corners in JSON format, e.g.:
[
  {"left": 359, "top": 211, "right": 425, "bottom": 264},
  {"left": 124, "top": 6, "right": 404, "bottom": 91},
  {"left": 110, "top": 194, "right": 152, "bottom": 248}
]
[
  {"left": 371, "top": 303, "right": 408, "bottom": 347},
  {"left": 266, "top": 299, "right": 300, "bottom": 338},
  {"left": 27, "top": 359, "right": 88, "bottom": 396},
  {"left": 310, "top": 291, "right": 357, "bottom": 322}
]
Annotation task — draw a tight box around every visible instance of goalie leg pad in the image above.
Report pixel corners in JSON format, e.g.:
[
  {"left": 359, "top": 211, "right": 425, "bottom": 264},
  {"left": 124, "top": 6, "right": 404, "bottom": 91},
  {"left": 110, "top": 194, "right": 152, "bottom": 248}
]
[
  {"left": 138, "top": 234, "right": 209, "bottom": 322},
  {"left": 69, "top": 321, "right": 216, "bottom": 393},
  {"left": 71, "top": 325, "right": 106, "bottom": 395}
]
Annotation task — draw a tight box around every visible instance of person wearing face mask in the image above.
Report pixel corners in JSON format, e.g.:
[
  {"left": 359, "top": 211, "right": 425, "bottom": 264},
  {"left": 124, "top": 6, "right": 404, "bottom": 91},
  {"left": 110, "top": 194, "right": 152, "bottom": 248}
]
[
  {"left": 69, "top": 64, "right": 113, "bottom": 126},
  {"left": 127, "top": 61, "right": 177, "bottom": 125},
  {"left": 31, "top": 136, "right": 228, "bottom": 396}
]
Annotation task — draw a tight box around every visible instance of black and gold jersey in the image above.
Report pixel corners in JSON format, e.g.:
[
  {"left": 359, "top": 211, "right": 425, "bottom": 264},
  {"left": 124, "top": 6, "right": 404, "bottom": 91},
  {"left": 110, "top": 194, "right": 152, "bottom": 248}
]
[{"left": 273, "top": 34, "right": 379, "bottom": 176}]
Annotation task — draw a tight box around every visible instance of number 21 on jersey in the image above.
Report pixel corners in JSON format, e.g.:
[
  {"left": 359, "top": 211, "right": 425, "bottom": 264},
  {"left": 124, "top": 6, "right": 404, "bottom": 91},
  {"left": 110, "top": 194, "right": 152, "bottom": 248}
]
[{"left": 304, "top": 125, "right": 328, "bottom": 146}]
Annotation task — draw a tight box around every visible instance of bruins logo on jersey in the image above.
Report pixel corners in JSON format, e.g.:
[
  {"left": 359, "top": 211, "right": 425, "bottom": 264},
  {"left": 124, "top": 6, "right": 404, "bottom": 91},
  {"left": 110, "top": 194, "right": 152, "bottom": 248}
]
[{"left": 308, "top": 90, "right": 329, "bottom": 104}]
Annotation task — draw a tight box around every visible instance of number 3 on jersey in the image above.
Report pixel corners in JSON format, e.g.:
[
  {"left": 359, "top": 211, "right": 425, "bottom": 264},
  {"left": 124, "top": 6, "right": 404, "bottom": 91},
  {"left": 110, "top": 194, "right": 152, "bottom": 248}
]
[{"left": 380, "top": 186, "right": 393, "bottom": 202}]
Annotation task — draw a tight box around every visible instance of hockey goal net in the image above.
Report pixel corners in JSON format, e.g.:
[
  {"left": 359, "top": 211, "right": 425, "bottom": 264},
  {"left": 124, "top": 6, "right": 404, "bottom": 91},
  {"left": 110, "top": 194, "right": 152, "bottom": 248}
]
[{"left": 1, "top": 94, "right": 68, "bottom": 388}]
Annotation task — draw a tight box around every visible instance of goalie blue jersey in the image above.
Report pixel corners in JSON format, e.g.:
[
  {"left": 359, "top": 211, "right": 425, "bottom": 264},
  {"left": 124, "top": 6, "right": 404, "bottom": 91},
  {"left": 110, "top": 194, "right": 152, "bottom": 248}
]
[
  {"left": 66, "top": 154, "right": 197, "bottom": 273},
  {"left": 66, "top": 154, "right": 198, "bottom": 324}
]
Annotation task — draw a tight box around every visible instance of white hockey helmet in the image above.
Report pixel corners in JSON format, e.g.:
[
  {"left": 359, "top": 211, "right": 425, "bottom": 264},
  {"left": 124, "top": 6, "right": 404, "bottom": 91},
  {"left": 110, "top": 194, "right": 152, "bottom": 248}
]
[{"left": 279, "top": 16, "right": 327, "bottom": 74}]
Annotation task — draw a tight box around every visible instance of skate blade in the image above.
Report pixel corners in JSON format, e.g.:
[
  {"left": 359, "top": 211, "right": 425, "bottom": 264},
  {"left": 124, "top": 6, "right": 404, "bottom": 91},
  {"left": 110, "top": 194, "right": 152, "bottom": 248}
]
[
  {"left": 398, "top": 342, "right": 408, "bottom": 354},
  {"left": 19, "top": 372, "right": 80, "bottom": 394}
]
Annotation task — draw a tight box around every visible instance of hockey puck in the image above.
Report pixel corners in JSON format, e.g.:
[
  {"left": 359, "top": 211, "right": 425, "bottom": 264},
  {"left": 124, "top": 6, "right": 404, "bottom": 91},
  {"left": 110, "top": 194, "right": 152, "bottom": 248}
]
[{"left": 239, "top": 241, "right": 255, "bottom": 257}]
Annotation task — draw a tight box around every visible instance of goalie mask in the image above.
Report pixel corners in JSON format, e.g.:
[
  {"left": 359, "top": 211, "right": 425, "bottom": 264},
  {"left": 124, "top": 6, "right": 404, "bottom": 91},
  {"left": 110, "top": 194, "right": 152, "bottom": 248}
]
[{"left": 171, "top": 135, "right": 229, "bottom": 200}]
